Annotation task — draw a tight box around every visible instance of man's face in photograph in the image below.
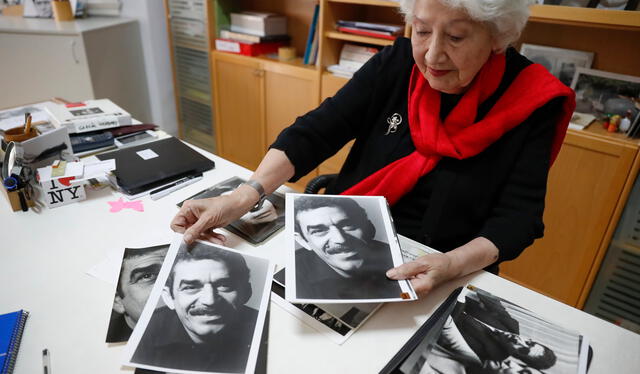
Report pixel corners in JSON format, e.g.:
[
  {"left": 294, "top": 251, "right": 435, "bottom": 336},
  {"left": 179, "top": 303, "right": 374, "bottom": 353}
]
[
  {"left": 295, "top": 205, "right": 371, "bottom": 276},
  {"left": 163, "top": 259, "right": 245, "bottom": 344},
  {"left": 114, "top": 248, "right": 167, "bottom": 327}
]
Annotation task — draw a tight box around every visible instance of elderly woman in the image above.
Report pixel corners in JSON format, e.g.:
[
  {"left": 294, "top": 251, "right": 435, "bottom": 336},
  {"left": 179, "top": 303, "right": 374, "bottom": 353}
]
[{"left": 171, "top": 0, "right": 575, "bottom": 295}]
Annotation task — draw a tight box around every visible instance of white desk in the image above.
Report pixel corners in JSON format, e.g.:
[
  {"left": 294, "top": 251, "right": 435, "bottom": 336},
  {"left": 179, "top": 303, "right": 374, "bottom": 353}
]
[{"left": 1, "top": 145, "right": 639, "bottom": 374}]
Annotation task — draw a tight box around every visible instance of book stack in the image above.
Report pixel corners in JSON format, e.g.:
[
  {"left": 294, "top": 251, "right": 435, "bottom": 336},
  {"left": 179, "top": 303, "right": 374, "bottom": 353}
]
[
  {"left": 44, "top": 99, "right": 132, "bottom": 134},
  {"left": 327, "top": 44, "right": 380, "bottom": 78},
  {"left": 215, "top": 11, "right": 290, "bottom": 57},
  {"left": 336, "top": 20, "right": 404, "bottom": 40}
]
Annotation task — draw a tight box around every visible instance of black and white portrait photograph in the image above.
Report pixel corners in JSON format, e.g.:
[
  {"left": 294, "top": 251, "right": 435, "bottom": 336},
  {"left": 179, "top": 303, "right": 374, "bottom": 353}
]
[
  {"left": 519, "top": 44, "right": 594, "bottom": 87},
  {"left": 123, "top": 236, "right": 273, "bottom": 374},
  {"left": 571, "top": 67, "right": 640, "bottom": 122},
  {"left": 271, "top": 268, "right": 382, "bottom": 344},
  {"left": 285, "top": 194, "right": 416, "bottom": 303},
  {"left": 401, "top": 287, "right": 589, "bottom": 374},
  {"left": 179, "top": 176, "right": 285, "bottom": 244},
  {"left": 106, "top": 244, "right": 169, "bottom": 343}
]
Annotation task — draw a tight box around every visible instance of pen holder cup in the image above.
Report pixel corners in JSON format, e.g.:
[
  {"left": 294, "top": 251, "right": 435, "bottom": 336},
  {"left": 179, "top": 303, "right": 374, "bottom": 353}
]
[
  {"left": 3, "top": 126, "right": 38, "bottom": 143},
  {"left": 52, "top": 0, "right": 74, "bottom": 22},
  {"left": 1, "top": 187, "right": 34, "bottom": 212}
]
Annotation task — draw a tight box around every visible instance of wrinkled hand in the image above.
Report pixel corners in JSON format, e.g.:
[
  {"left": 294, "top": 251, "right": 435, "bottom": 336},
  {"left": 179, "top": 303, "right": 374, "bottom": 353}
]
[
  {"left": 386, "top": 253, "right": 460, "bottom": 297},
  {"left": 170, "top": 193, "right": 251, "bottom": 245}
]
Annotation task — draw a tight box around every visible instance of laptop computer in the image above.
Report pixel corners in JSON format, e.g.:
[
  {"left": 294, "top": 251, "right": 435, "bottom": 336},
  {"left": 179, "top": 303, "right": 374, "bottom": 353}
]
[{"left": 96, "top": 137, "right": 215, "bottom": 195}]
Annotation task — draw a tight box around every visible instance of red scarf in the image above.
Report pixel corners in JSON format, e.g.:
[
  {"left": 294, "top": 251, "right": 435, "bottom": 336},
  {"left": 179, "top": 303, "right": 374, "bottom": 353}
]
[{"left": 341, "top": 53, "right": 576, "bottom": 205}]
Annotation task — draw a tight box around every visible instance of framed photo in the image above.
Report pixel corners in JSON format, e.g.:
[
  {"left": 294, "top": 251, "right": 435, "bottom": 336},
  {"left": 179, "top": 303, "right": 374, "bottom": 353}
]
[
  {"left": 520, "top": 43, "right": 594, "bottom": 86},
  {"left": 571, "top": 67, "right": 640, "bottom": 121}
]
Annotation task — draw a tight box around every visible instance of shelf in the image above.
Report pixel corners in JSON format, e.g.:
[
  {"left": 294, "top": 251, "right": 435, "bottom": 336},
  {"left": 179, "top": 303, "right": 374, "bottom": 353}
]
[
  {"left": 325, "top": 31, "right": 395, "bottom": 46},
  {"left": 570, "top": 121, "right": 640, "bottom": 147},
  {"left": 327, "top": 0, "right": 400, "bottom": 7},
  {"left": 530, "top": 4, "right": 640, "bottom": 30}
]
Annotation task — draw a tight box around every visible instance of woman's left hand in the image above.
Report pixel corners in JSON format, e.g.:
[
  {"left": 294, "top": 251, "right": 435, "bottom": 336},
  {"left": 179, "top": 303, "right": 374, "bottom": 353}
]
[{"left": 386, "top": 253, "right": 460, "bottom": 297}]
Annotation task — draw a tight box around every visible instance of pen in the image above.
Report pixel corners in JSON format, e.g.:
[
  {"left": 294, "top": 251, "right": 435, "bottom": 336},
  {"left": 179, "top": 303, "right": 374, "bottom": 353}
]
[
  {"left": 150, "top": 174, "right": 203, "bottom": 201},
  {"left": 42, "top": 348, "right": 51, "bottom": 374}
]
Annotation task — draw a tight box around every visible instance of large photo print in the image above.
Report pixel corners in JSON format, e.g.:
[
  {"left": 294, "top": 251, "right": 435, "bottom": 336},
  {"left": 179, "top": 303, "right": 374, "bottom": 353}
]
[
  {"left": 285, "top": 194, "right": 416, "bottom": 303},
  {"left": 398, "top": 286, "right": 589, "bottom": 374},
  {"left": 123, "top": 237, "right": 273, "bottom": 374},
  {"left": 106, "top": 244, "right": 169, "bottom": 343}
]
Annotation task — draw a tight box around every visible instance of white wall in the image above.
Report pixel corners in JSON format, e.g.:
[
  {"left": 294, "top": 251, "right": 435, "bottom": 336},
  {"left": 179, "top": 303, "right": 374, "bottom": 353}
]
[{"left": 121, "top": 0, "right": 178, "bottom": 136}]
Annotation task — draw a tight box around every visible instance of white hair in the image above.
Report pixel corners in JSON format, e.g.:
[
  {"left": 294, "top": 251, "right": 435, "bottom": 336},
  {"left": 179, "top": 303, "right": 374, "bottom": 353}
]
[{"left": 398, "top": 0, "right": 536, "bottom": 52}]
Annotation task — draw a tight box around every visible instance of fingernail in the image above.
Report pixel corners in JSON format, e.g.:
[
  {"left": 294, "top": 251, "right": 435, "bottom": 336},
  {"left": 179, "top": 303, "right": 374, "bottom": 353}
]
[
  {"left": 184, "top": 234, "right": 193, "bottom": 243},
  {"left": 386, "top": 269, "right": 396, "bottom": 279}
]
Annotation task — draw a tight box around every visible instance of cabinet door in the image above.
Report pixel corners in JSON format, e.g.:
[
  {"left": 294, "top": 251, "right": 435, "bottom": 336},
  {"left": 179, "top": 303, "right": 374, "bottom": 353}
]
[
  {"left": 0, "top": 33, "right": 92, "bottom": 108},
  {"left": 211, "top": 53, "right": 265, "bottom": 170},
  {"left": 500, "top": 132, "right": 638, "bottom": 307},
  {"left": 263, "top": 62, "right": 320, "bottom": 191}
]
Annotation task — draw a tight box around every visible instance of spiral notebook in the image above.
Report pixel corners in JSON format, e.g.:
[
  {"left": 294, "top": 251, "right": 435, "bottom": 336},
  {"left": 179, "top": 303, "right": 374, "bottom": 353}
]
[{"left": 0, "top": 310, "right": 29, "bottom": 374}]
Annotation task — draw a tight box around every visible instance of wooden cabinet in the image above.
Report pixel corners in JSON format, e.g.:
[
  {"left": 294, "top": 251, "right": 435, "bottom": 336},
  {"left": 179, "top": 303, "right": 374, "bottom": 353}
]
[
  {"left": 211, "top": 51, "right": 320, "bottom": 190},
  {"left": 212, "top": 52, "right": 264, "bottom": 169},
  {"left": 501, "top": 128, "right": 640, "bottom": 307}
]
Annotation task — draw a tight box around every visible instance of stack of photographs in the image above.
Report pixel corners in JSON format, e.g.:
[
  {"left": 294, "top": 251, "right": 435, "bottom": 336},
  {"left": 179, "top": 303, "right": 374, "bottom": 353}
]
[
  {"left": 178, "top": 176, "right": 285, "bottom": 244},
  {"left": 121, "top": 236, "right": 274, "bottom": 374},
  {"left": 382, "top": 286, "right": 592, "bottom": 374}
]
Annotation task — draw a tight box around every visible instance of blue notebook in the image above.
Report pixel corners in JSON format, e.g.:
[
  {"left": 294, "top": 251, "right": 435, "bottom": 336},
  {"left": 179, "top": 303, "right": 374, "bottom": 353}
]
[{"left": 0, "top": 310, "right": 29, "bottom": 374}]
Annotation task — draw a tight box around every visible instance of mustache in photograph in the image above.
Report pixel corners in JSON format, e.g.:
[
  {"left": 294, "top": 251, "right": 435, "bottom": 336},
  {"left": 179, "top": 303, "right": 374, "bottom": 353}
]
[
  {"left": 189, "top": 306, "right": 225, "bottom": 316},
  {"left": 326, "top": 245, "right": 358, "bottom": 255}
]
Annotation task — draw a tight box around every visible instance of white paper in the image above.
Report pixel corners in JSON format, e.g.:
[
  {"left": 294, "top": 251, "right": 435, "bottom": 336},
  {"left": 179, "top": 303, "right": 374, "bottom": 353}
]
[
  {"left": 74, "top": 159, "right": 116, "bottom": 182},
  {"left": 86, "top": 247, "right": 125, "bottom": 285},
  {"left": 136, "top": 149, "right": 159, "bottom": 161},
  {"left": 0, "top": 102, "right": 51, "bottom": 131},
  {"left": 37, "top": 161, "right": 85, "bottom": 182}
]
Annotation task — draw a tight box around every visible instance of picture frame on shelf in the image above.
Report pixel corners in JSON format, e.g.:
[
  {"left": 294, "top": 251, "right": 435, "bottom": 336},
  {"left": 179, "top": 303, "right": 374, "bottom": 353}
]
[
  {"left": 520, "top": 43, "right": 594, "bottom": 86},
  {"left": 570, "top": 67, "right": 640, "bottom": 128}
]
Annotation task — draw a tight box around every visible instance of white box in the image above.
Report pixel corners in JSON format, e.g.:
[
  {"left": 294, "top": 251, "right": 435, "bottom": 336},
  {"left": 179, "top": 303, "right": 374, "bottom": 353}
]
[{"left": 230, "top": 12, "right": 287, "bottom": 37}]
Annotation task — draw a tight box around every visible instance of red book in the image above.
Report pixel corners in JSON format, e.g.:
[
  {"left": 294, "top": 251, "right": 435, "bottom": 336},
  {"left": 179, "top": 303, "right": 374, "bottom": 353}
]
[
  {"left": 337, "top": 26, "right": 398, "bottom": 41},
  {"left": 215, "top": 38, "right": 288, "bottom": 56}
]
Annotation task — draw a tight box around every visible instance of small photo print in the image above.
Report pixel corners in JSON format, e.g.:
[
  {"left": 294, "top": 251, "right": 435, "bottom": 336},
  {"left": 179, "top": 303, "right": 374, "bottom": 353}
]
[
  {"left": 178, "top": 176, "right": 285, "bottom": 244},
  {"left": 106, "top": 244, "right": 170, "bottom": 343},
  {"left": 571, "top": 67, "right": 640, "bottom": 121},
  {"left": 123, "top": 236, "right": 273, "bottom": 374},
  {"left": 519, "top": 43, "right": 594, "bottom": 86},
  {"left": 285, "top": 194, "right": 416, "bottom": 304}
]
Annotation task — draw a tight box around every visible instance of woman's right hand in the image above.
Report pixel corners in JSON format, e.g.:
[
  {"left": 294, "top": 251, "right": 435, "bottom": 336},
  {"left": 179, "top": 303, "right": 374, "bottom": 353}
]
[{"left": 170, "top": 185, "right": 259, "bottom": 245}]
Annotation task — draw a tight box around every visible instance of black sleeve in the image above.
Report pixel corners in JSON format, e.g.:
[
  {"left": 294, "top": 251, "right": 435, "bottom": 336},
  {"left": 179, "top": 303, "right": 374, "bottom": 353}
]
[
  {"left": 478, "top": 97, "right": 565, "bottom": 262},
  {"left": 270, "top": 40, "right": 406, "bottom": 182}
]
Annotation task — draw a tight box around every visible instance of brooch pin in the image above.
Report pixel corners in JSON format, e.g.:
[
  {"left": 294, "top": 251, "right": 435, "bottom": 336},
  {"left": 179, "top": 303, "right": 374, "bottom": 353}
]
[{"left": 385, "top": 113, "right": 402, "bottom": 135}]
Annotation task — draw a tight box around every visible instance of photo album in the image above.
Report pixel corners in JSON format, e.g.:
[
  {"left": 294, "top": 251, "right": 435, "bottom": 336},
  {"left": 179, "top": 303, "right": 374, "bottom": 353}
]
[
  {"left": 381, "top": 285, "right": 592, "bottom": 374},
  {"left": 178, "top": 176, "right": 285, "bottom": 244},
  {"left": 122, "top": 235, "right": 274, "bottom": 374},
  {"left": 285, "top": 194, "right": 417, "bottom": 304}
]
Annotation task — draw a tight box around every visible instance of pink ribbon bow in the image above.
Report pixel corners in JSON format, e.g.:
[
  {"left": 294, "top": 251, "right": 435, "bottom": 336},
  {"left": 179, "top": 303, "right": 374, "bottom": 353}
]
[{"left": 108, "top": 197, "right": 144, "bottom": 213}]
